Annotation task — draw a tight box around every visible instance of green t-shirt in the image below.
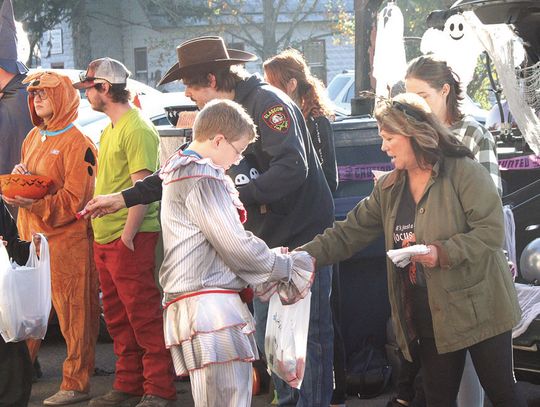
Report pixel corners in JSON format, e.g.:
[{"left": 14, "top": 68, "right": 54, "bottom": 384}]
[{"left": 92, "top": 108, "right": 160, "bottom": 244}]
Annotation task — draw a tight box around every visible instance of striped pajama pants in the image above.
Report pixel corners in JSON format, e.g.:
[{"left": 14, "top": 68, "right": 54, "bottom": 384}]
[{"left": 188, "top": 360, "right": 253, "bottom": 407}]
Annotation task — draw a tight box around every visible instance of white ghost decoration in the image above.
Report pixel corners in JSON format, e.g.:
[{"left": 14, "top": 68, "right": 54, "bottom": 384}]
[
  {"left": 249, "top": 168, "right": 260, "bottom": 179},
  {"left": 373, "top": 2, "right": 407, "bottom": 96},
  {"left": 234, "top": 174, "right": 250, "bottom": 186},
  {"left": 420, "top": 13, "right": 484, "bottom": 89}
]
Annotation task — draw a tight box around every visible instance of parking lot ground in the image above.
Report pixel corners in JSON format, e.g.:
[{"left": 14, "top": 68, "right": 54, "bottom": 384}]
[{"left": 29, "top": 328, "right": 540, "bottom": 407}]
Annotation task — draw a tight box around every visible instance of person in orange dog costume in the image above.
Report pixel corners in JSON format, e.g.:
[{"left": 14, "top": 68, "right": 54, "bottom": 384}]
[{"left": 3, "top": 71, "right": 100, "bottom": 406}]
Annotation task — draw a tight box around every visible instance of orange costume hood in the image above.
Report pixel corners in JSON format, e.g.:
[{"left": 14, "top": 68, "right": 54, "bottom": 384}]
[{"left": 23, "top": 71, "right": 79, "bottom": 130}]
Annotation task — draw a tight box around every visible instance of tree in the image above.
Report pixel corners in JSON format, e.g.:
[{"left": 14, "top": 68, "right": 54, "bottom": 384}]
[
  {"left": 138, "top": 0, "right": 211, "bottom": 23},
  {"left": 206, "top": 0, "right": 325, "bottom": 60},
  {"left": 12, "top": 0, "right": 78, "bottom": 66},
  {"left": 12, "top": 0, "right": 209, "bottom": 67}
]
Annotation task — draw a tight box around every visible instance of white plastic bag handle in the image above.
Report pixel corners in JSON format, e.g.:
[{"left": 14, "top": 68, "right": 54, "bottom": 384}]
[
  {"left": 27, "top": 233, "right": 49, "bottom": 268},
  {"left": 0, "top": 243, "right": 10, "bottom": 269}
]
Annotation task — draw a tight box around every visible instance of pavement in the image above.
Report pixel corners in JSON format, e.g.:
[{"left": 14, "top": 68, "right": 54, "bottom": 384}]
[{"left": 29, "top": 327, "right": 540, "bottom": 407}]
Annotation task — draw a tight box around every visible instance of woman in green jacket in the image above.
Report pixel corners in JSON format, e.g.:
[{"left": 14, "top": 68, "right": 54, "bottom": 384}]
[{"left": 300, "top": 93, "right": 523, "bottom": 407}]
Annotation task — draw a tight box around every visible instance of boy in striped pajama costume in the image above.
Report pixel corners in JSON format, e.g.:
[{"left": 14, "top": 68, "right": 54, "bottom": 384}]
[{"left": 158, "top": 99, "right": 313, "bottom": 407}]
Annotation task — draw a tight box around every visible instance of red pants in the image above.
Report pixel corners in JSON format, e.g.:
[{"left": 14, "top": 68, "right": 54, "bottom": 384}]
[{"left": 94, "top": 232, "right": 175, "bottom": 399}]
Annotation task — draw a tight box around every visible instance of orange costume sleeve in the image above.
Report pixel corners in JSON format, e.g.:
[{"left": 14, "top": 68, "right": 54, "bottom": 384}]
[
  {"left": 17, "top": 127, "right": 97, "bottom": 239},
  {"left": 21, "top": 127, "right": 97, "bottom": 233}
]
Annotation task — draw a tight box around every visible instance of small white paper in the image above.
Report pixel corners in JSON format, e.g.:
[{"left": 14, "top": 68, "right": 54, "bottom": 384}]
[{"left": 387, "top": 244, "right": 430, "bottom": 268}]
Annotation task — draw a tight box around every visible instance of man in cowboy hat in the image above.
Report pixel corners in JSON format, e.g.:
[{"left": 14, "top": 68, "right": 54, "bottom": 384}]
[
  {"left": 73, "top": 57, "right": 176, "bottom": 407},
  {"left": 83, "top": 36, "right": 335, "bottom": 407},
  {"left": 0, "top": 0, "right": 33, "bottom": 175}
]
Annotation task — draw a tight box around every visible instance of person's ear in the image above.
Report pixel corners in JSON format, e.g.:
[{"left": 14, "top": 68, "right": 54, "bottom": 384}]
[
  {"left": 100, "top": 82, "right": 111, "bottom": 94},
  {"left": 212, "top": 133, "right": 225, "bottom": 148},
  {"left": 286, "top": 78, "right": 297, "bottom": 95},
  {"left": 208, "top": 73, "right": 217, "bottom": 89},
  {"left": 441, "top": 83, "right": 451, "bottom": 97}
]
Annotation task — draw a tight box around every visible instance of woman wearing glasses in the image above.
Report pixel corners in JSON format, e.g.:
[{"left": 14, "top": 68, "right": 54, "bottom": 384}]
[
  {"left": 298, "top": 93, "right": 524, "bottom": 407},
  {"left": 3, "top": 71, "right": 99, "bottom": 406}
]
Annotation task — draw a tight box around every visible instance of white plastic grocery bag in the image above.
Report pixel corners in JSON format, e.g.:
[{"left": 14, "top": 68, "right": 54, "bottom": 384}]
[
  {"left": 0, "top": 234, "right": 51, "bottom": 342},
  {"left": 264, "top": 291, "right": 311, "bottom": 389}
]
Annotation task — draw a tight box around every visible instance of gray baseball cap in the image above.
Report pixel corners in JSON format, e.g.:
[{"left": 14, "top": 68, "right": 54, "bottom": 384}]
[{"left": 73, "top": 57, "right": 131, "bottom": 89}]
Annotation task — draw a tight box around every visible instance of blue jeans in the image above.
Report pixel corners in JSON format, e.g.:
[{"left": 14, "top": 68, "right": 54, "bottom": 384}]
[{"left": 254, "top": 265, "right": 334, "bottom": 407}]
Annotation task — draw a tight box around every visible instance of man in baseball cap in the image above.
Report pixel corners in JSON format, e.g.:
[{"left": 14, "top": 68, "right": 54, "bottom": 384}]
[
  {"left": 73, "top": 57, "right": 130, "bottom": 89},
  {"left": 77, "top": 57, "right": 176, "bottom": 407}
]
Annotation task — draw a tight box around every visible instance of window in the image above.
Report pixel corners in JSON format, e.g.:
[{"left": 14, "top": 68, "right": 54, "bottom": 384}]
[
  {"left": 345, "top": 81, "right": 355, "bottom": 103},
  {"left": 51, "top": 62, "right": 64, "bottom": 69},
  {"left": 327, "top": 75, "right": 351, "bottom": 101},
  {"left": 134, "top": 47, "right": 148, "bottom": 83},
  {"left": 303, "top": 40, "right": 327, "bottom": 84}
]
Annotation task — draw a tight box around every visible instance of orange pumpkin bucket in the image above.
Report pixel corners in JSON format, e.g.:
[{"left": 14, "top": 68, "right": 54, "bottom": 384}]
[{"left": 0, "top": 174, "right": 53, "bottom": 199}]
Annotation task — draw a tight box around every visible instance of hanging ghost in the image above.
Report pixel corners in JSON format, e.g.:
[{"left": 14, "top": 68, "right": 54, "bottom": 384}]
[
  {"left": 421, "top": 13, "right": 484, "bottom": 89},
  {"left": 373, "top": 2, "right": 407, "bottom": 96}
]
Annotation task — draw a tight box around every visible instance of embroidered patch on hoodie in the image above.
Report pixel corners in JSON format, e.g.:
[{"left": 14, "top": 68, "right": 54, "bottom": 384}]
[{"left": 262, "top": 105, "right": 290, "bottom": 133}]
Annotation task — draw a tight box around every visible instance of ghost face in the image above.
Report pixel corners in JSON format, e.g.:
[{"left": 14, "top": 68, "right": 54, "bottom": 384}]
[
  {"left": 235, "top": 174, "right": 250, "bottom": 186},
  {"left": 249, "top": 168, "right": 260, "bottom": 179},
  {"left": 234, "top": 167, "right": 260, "bottom": 186},
  {"left": 444, "top": 14, "right": 468, "bottom": 42}
]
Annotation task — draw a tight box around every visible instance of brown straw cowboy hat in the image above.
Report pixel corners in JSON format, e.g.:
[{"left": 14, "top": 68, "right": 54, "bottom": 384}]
[{"left": 158, "top": 36, "right": 257, "bottom": 86}]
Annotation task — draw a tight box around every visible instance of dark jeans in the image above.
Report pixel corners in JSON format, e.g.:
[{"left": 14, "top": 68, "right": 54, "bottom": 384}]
[
  {"left": 330, "top": 263, "right": 347, "bottom": 404},
  {"left": 0, "top": 337, "right": 32, "bottom": 406},
  {"left": 419, "top": 331, "right": 525, "bottom": 407}
]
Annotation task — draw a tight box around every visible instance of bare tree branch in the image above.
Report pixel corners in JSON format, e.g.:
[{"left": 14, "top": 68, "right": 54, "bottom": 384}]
[{"left": 277, "top": 0, "right": 320, "bottom": 45}]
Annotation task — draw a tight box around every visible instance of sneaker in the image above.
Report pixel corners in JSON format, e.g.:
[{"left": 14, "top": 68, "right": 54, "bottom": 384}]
[
  {"left": 88, "top": 390, "right": 141, "bottom": 407},
  {"left": 135, "top": 395, "right": 176, "bottom": 407},
  {"left": 43, "top": 390, "right": 91, "bottom": 406}
]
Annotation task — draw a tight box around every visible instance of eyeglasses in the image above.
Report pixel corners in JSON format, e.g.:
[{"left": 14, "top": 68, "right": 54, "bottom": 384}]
[
  {"left": 225, "top": 138, "right": 244, "bottom": 158},
  {"left": 28, "top": 89, "right": 48, "bottom": 100}
]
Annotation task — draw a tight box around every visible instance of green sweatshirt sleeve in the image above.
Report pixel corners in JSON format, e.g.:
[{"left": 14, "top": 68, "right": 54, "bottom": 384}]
[{"left": 299, "top": 185, "right": 384, "bottom": 266}]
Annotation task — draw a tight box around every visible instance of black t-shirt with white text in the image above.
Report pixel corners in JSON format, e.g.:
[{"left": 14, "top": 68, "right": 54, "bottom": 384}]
[{"left": 394, "top": 185, "right": 433, "bottom": 337}]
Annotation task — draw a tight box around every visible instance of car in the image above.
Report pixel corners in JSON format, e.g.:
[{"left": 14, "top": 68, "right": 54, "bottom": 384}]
[{"left": 327, "top": 70, "right": 489, "bottom": 124}]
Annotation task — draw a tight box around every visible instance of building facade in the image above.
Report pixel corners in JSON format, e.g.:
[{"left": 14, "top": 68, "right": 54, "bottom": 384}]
[{"left": 39, "top": 0, "right": 355, "bottom": 89}]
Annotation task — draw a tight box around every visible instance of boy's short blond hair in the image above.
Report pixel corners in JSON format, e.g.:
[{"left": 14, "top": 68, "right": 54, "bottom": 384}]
[{"left": 193, "top": 99, "right": 258, "bottom": 143}]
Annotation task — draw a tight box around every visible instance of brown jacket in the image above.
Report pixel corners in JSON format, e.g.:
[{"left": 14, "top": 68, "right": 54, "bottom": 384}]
[{"left": 301, "top": 155, "right": 520, "bottom": 360}]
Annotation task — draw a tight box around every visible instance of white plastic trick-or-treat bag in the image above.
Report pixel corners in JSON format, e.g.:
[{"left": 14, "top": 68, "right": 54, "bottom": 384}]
[
  {"left": 0, "top": 234, "right": 51, "bottom": 342},
  {"left": 264, "top": 291, "right": 311, "bottom": 389}
]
